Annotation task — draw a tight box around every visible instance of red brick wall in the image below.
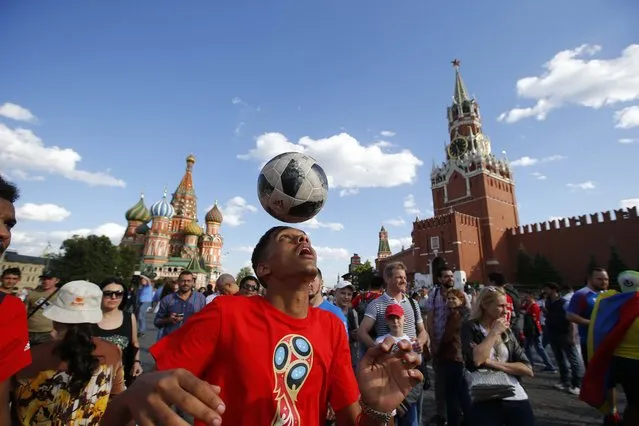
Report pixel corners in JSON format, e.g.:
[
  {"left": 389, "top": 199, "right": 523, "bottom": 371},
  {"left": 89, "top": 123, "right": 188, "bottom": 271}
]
[{"left": 508, "top": 207, "right": 639, "bottom": 285}]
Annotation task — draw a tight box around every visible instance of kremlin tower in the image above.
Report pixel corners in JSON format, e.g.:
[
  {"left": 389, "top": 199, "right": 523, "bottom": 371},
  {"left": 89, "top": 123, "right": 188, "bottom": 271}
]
[{"left": 120, "top": 154, "right": 224, "bottom": 288}]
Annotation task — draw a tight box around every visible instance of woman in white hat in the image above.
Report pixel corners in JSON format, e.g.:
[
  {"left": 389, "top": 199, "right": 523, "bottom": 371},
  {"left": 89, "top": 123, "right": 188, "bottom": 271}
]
[{"left": 11, "top": 280, "right": 126, "bottom": 425}]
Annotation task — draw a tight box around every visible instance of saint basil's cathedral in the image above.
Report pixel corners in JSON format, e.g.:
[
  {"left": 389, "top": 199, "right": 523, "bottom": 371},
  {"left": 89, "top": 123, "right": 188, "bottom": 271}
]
[{"left": 120, "top": 154, "right": 224, "bottom": 288}]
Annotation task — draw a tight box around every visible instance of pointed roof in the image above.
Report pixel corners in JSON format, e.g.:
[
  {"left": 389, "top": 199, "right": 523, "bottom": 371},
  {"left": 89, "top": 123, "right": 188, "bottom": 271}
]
[
  {"left": 380, "top": 225, "right": 386, "bottom": 232},
  {"left": 378, "top": 237, "right": 391, "bottom": 256},
  {"left": 173, "top": 154, "right": 196, "bottom": 199},
  {"left": 451, "top": 59, "right": 470, "bottom": 104},
  {"left": 186, "top": 255, "right": 208, "bottom": 274},
  {"left": 205, "top": 201, "right": 223, "bottom": 224}
]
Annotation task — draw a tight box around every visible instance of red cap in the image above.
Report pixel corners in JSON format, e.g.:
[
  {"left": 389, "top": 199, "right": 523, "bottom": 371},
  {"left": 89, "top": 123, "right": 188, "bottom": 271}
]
[{"left": 385, "top": 303, "right": 404, "bottom": 319}]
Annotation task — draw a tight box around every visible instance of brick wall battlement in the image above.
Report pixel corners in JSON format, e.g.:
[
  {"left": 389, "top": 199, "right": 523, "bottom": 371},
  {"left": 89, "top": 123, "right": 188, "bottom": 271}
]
[
  {"left": 508, "top": 206, "right": 638, "bottom": 236},
  {"left": 414, "top": 211, "right": 480, "bottom": 230}
]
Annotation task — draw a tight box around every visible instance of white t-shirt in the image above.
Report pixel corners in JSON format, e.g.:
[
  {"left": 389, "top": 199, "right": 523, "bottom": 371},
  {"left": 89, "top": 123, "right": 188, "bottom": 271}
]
[{"left": 375, "top": 333, "right": 422, "bottom": 363}]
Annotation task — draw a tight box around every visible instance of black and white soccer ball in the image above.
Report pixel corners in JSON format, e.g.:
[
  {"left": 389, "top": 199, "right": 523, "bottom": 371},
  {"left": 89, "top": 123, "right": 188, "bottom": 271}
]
[{"left": 257, "top": 152, "right": 329, "bottom": 223}]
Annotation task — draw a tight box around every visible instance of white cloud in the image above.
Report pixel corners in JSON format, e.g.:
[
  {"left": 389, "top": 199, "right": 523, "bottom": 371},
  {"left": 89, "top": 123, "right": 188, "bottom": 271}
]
[
  {"left": 314, "top": 246, "right": 350, "bottom": 261},
  {"left": 384, "top": 217, "right": 406, "bottom": 227},
  {"left": 620, "top": 199, "right": 639, "bottom": 209},
  {"left": 0, "top": 102, "right": 36, "bottom": 122},
  {"left": 531, "top": 172, "right": 547, "bottom": 180},
  {"left": 234, "top": 121, "right": 245, "bottom": 136},
  {"left": 339, "top": 188, "right": 359, "bottom": 197},
  {"left": 3, "top": 169, "right": 45, "bottom": 181},
  {"left": 510, "top": 154, "right": 566, "bottom": 167},
  {"left": 299, "top": 217, "right": 344, "bottom": 231},
  {"left": 11, "top": 222, "right": 126, "bottom": 256},
  {"left": 388, "top": 237, "right": 412, "bottom": 251},
  {"left": 211, "top": 197, "right": 257, "bottom": 227},
  {"left": 15, "top": 203, "right": 71, "bottom": 222},
  {"left": 238, "top": 132, "right": 423, "bottom": 190},
  {"left": 380, "top": 130, "right": 396, "bottom": 137},
  {"left": 614, "top": 106, "right": 639, "bottom": 129},
  {"left": 234, "top": 245, "right": 255, "bottom": 253},
  {"left": 567, "top": 181, "right": 596, "bottom": 190},
  {"left": 0, "top": 119, "right": 125, "bottom": 187},
  {"left": 498, "top": 44, "right": 639, "bottom": 123},
  {"left": 231, "top": 97, "right": 247, "bottom": 107},
  {"left": 619, "top": 138, "right": 638, "bottom": 144},
  {"left": 404, "top": 194, "right": 420, "bottom": 215}
]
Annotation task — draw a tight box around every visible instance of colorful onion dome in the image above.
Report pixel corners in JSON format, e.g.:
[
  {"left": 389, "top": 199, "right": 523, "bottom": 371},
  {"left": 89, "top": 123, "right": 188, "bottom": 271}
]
[
  {"left": 183, "top": 220, "right": 203, "bottom": 236},
  {"left": 150, "top": 189, "right": 175, "bottom": 218},
  {"left": 186, "top": 153, "right": 196, "bottom": 164},
  {"left": 125, "top": 194, "right": 151, "bottom": 222},
  {"left": 205, "top": 201, "right": 223, "bottom": 224}
]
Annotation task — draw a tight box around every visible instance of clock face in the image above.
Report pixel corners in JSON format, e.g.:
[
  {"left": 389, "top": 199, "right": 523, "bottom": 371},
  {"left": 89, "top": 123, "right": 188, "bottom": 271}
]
[{"left": 448, "top": 138, "right": 468, "bottom": 158}]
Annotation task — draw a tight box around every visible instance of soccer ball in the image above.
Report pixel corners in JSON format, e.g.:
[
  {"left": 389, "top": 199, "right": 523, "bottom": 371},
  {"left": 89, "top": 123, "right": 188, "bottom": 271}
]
[{"left": 257, "top": 152, "right": 329, "bottom": 223}]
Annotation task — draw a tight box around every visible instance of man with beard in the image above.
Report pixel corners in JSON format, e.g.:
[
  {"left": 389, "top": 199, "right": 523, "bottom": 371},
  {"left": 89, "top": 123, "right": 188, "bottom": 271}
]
[
  {"left": 310, "top": 268, "right": 348, "bottom": 335},
  {"left": 102, "top": 226, "right": 423, "bottom": 425},
  {"left": 154, "top": 270, "right": 206, "bottom": 337}
]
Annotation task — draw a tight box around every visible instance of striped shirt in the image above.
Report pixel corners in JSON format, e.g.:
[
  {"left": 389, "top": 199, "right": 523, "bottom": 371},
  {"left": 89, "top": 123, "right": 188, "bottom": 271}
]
[{"left": 364, "top": 292, "right": 423, "bottom": 339}]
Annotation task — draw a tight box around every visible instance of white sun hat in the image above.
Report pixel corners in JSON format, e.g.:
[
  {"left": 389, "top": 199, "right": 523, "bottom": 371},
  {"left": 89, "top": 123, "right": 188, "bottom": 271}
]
[
  {"left": 335, "top": 280, "right": 355, "bottom": 290},
  {"left": 43, "top": 280, "right": 103, "bottom": 324},
  {"left": 618, "top": 270, "right": 639, "bottom": 294}
]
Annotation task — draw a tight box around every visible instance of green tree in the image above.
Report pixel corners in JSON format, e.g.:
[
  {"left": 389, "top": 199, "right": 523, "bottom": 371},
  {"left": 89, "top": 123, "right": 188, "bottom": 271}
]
[
  {"left": 50, "top": 235, "right": 139, "bottom": 284},
  {"left": 586, "top": 254, "right": 598, "bottom": 276},
  {"left": 515, "top": 249, "right": 535, "bottom": 285},
  {"left": 236, "top": 266, "right": 254, "bottom": 283},
  {"left": 352, "top": 260, "right": 375, "bottom": 291},
  {"left": 532, "top": 253, "right": 562, "bottom": 285},
  {"left": 607, "top": 245, "right": 628, "bottom": 286}
]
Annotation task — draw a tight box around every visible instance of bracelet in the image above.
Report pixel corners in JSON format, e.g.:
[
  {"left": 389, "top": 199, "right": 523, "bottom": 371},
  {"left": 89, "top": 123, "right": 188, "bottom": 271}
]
[
  {"left": 359, "top": 397, "right": 395, "bottom": 424},
  {"left": 134, "top": 360, "right": 141, "bottom": 364}
]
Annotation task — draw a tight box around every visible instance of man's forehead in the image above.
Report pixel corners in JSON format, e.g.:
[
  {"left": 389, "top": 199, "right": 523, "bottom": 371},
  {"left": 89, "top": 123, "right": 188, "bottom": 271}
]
[
  {"left": 273, "top": 227, "right": 306, "bottom": 239},
  {"left": 0, "top": 199, "right": 16, "bottom": 218}
]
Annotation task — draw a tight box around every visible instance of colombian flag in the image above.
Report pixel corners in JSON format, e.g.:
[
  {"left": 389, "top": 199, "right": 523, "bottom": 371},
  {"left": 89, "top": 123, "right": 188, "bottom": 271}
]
[{"left": 580, "top": 289, "right": 639, "bottom": 412}]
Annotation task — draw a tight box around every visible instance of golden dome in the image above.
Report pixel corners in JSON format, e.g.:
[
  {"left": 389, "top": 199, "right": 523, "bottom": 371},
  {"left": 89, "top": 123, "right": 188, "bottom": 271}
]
[{"left": 183, "top": 220, "right": 203, "bottom": 236}]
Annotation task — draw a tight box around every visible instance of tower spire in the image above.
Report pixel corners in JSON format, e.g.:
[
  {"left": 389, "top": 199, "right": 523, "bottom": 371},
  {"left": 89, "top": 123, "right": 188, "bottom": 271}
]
[{"left": 451, "top": 59, "right": 469, "bottom": 104}]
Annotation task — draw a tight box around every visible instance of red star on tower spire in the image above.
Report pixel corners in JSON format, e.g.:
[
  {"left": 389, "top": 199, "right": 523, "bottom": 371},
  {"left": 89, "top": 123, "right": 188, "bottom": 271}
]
[{"left": 451, "top": 58, "right": 461, "bottom": 68}]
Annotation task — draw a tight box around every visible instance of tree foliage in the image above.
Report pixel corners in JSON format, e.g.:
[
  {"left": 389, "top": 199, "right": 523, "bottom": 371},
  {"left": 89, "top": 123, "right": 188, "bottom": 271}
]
[
  {"left": 50, "top": 235, "right": 139, "bottom": 284},
  {"left": 607, "top": 245, "right": 628, "bottom": 285},
  {"left": 532, "top": 253, "right": 562, "bottom": 285},
  {"left": 235, "top": 266, "right": 254, "bottom": 283},
  {"left": 515, "top": 249, "right": 535, "bottom": 285},
  {"left": 352, "top": 260, "right": 375, "bottom": 291}
]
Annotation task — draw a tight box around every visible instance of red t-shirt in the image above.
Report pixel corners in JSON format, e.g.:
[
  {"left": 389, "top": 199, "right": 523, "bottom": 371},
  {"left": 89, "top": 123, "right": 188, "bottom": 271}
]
[
  {"left": 150, "top": 295, "right": 360, "bottom": 425},
  {"left": 0, "top": 293, "right": 32, "bottom": 382},
  {"left": 504, "top": 293, "right": 514, "bottom": 325}
]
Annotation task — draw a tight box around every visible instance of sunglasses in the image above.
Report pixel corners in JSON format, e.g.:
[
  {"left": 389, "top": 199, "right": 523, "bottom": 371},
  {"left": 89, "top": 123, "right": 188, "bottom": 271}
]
[
  {"left": 242, "top": 285, "right": 258, "bottom": 292},
  {"left": 103, "top": 291, "right": 125, "bottom": 298}
]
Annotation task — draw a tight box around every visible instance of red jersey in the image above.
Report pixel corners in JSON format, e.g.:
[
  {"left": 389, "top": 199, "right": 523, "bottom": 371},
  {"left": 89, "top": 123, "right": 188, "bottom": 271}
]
[
  {"left": 0, "top": 293, "right": 31, "bottom": 382},
  {"left": 150, "top": 295, "right": 360, "bottom": 425},
  {"left": 524, "top": 301, "right": 543, "bottom": 334},
  {"left": 504, "top": 293, "right": 514, "bottom": 325}
]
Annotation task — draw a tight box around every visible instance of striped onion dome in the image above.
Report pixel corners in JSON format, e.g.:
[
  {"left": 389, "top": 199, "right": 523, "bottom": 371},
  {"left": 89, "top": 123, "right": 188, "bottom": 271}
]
[
  {"left": 125, "top": 194, "right": 151, "bottom": 222},
  {"left": 150, "top": 190, "right": 175, "bottom": 218},
  {"left": 183, "top": 220, "right": 203, "bottom": 236},
  {"left": 205, "top": 201, "right": 223, "bottom": 224}
]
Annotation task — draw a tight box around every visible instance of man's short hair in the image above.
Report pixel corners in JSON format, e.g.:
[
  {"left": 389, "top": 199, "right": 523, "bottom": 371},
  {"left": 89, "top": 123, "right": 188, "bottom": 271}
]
[
  {"left": 543, "top": 282, "right": 560, "bottom": 292},
  {"left": 488, "top": 272, "right": 505, "bottom": 286},
  {"left": 0, "top": 176, "right": 19, "bottom": 203},
  {"left": 239, "top": 275, "right": 259, "bottom": 288},
  {"left": 1, "top": 267, "right": 21, "bottom": 278},
  {"left": 178, "top": 270, "right": 194, "bottom": 280},
  {"left": 383, "top": 261, "right": 406, "bottom": 280},
  {"left": 251, "top": 226, "right": 290, "bottom": 274},
  {"left": 588, "top": 267, "right": 607, "bottom": 278},
  {"left": 437, "top": 266, "right": 453, "bottom": 278},
  {"left": 216, "top": 273, "right": 235, "bottom": 286}
]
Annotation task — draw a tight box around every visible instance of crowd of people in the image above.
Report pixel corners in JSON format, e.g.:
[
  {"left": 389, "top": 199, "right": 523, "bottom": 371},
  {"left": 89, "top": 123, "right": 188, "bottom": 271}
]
[{"left": 1, "top": 173, "right": 637, "bottom": 426}]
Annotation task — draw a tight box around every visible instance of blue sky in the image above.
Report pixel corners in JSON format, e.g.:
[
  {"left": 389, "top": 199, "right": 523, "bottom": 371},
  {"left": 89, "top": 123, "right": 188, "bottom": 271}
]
[{"left": 1, "top": 1, "right": 638, "bottom": 286}]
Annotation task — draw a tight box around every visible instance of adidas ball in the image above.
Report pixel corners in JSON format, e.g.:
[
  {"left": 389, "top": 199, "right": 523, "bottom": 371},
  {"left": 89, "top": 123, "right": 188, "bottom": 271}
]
[{"left": 257, "top": 152, "right": 329, "bottom": 223}]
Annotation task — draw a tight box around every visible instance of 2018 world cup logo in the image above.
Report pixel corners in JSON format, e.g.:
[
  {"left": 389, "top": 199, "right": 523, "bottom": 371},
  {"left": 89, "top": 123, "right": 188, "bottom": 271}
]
[{"left": 271, "top": 334, "right": 314, "bottom": 426}]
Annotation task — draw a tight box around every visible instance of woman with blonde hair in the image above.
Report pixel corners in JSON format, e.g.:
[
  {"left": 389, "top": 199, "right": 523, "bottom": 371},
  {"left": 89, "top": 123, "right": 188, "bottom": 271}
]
[{"left": 461, "top": 286, "right": 535, "bottom": 426}]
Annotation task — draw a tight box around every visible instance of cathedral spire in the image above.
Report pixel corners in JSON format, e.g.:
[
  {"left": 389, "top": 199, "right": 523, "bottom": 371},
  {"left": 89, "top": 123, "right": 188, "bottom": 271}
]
[
  {"left": 377, "top": 226, "right": 392, "bottom": 260},
  {"left": 452, "top": 59, "right": 470, "bottom": 105}
]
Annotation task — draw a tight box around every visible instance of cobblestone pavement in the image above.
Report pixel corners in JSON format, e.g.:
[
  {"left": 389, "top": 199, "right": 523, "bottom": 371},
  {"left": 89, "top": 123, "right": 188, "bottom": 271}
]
[{"left": 138, "top": 312, "right": 623, "bottom": 425}]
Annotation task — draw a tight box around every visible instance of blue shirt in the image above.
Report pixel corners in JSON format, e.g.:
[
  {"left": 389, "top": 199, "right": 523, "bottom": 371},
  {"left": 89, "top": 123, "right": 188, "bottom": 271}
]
[
  {"left": 138, "top": 284, "right": 154, "bottom": 303},
  {"left": 154, "top": 291, "right": 207, "bottom": 337},
  {"left": 567, "top": 286, "right": 600, "bottom": 344},
  {"left": 318, "top": 300, "right": 348, "bottom": 336}
]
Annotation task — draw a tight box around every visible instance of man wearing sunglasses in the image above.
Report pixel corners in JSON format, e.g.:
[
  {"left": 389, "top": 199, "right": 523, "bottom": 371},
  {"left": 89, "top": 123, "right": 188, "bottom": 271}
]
[{"left": 238, "top": 275, "right": 260, "bottom": 297}]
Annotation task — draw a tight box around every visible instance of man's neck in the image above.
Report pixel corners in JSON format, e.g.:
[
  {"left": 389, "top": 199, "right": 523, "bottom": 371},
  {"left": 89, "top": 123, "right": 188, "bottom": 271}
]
[
  {"left": 265, "top": 280, "right": 312, "bottom": 319},
  {"left": 310, "top": 293, "right": 323, "bottom": 308},
  {"left": 386, "top": 288, "right": 403, "bottom": 302},
  {"left": 177, "top": 290, "right": 192, "bottom": 300}
]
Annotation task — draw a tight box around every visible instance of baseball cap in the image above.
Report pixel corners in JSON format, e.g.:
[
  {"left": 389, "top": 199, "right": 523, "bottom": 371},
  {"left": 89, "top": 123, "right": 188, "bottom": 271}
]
[
  {"left": 618, "top": 270, "right": 639, "bottom": 293},
  {"left": 43, "top": 280, "right": 103, "bottom": 324},
  {"left": 385, "top": 303, "right": 404, "bottom": 319},
  {"left": 335, "top": 280, "right": 354, "bottom": 290},
  {"left": 39, "top": 270, "right": 56, "bottom": 279}
]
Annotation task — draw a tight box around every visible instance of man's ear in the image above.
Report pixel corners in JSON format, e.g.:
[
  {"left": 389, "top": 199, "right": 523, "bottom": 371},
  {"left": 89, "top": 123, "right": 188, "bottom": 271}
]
[{"left": 256, "top": 263, "right": 271, "bottom": 280}]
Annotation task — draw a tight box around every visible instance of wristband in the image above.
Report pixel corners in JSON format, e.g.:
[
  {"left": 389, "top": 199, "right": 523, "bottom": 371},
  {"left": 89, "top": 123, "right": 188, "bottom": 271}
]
[{"left": 134, "top": 360, "right": 141, "bottom": 364}]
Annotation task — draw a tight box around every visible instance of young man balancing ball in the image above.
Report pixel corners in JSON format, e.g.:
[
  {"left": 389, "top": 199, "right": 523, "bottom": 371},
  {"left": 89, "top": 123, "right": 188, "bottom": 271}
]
[{"left": 102, "top": 226, "right": 423, "bottom": 425}]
